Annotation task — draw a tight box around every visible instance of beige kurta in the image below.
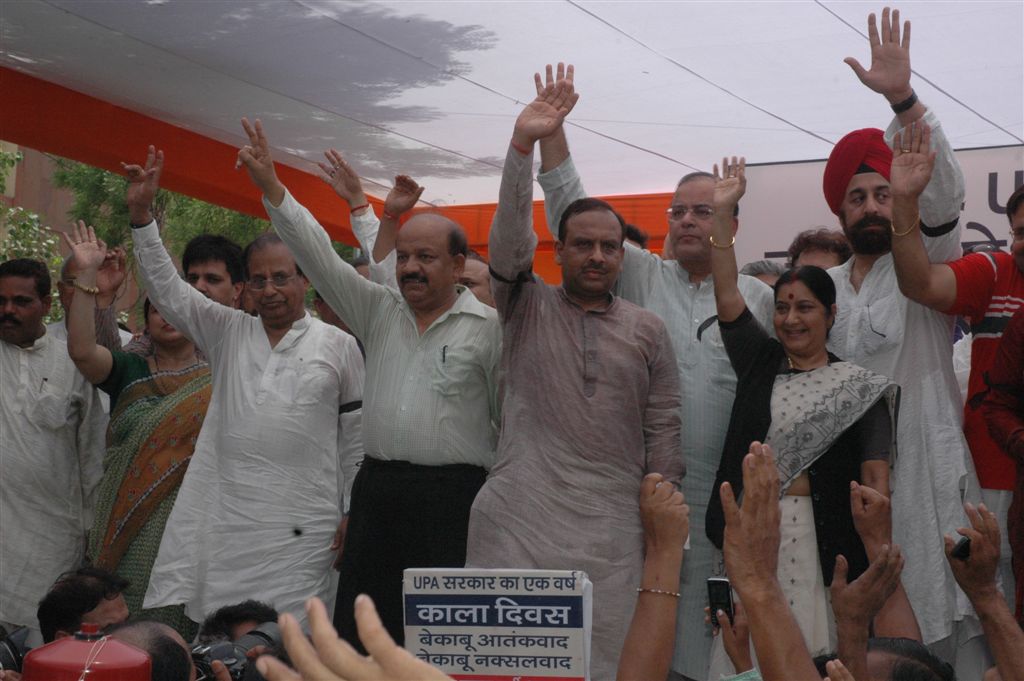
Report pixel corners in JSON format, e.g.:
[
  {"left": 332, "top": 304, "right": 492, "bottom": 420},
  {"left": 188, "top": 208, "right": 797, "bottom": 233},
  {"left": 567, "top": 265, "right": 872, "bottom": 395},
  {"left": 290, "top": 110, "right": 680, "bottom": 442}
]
[{"left": 466, "top": 144, "right": 685, "bottom": 681}]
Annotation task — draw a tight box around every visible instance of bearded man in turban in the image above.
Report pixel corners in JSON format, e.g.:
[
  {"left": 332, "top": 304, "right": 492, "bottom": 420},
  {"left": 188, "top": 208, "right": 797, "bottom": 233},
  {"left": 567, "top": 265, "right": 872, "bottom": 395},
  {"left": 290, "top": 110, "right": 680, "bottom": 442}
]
[{"left": 823, "top": 7, "right": 985, "bottom": 675}]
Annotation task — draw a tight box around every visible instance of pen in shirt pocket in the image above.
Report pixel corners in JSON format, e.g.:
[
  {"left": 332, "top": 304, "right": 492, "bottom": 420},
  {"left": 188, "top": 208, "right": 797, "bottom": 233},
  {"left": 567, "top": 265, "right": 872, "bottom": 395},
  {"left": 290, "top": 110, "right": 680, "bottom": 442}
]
[{"left": 442, "top": 345, "right": 448, "bottom": 363}]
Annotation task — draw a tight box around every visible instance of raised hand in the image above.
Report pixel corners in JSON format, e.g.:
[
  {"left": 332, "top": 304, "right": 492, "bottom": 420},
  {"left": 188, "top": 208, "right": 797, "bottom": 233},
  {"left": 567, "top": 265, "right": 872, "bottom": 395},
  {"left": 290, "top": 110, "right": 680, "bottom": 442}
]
[
  {"left": 95, "top": 247, "right": 127, "bottom": 302},
  {"left": 533, "top": 63, "right": 580, "bottom": 118},
  {"left": 61, "top": 220, "right": 108, "bottom": 274},
  {"left": 122, "top": 145, "right": 163, "bottom": 225},
  {"left": 256, "top": 596, "right": 453, "bottom": 681},
  {"left": 514, "top": 62, "right": 580, "bottom": 148},
  {"left": 849, "top": 481, "right": 892, "bottom": 556},
  {"left": 712, "top": 156, "right": 747, "bottom": 210},
  {"left": 639, "top": 473, "right": 689, "bottom": 553},
  {"left": 721, "top": 442, "right": 781, "bottom": 598},
  {"left": 890, "top": 122, "right": 935, "bottom": 198},
  {"left": 238, "top": 117, "right": 286, "bottom": 205},
  {"left": 384, "top": 175, "right": 426, "bottom": 218},
  {"left": 317, "top": 149, "right": 367, "bottom": 208},
  {"left": 944, "top": 502, "right": 1002, "bottom": 602},
  {"left": 844, "top": 7, "right": 913, "bottom": 102},
  {"left": 830, "top": 545, "right": 904, "bottom": 629}
]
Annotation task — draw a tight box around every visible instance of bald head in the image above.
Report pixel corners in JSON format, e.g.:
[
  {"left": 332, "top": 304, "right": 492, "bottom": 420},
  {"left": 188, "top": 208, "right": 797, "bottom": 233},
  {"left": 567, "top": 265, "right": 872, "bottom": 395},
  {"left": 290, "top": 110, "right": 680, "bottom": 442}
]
[{"left": 396, "top": 213, "right": 467, "bottom": 258}]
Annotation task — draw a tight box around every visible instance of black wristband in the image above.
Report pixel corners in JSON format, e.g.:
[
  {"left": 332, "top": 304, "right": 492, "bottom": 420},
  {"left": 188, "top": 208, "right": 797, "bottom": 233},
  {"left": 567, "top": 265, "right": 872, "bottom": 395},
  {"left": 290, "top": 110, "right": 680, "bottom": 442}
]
[
  {"left": 890, "top": 90, "right": 918, "bottom": 114},
  {"left": 129, "top": 220, "right": 152, "bottom": 229}
]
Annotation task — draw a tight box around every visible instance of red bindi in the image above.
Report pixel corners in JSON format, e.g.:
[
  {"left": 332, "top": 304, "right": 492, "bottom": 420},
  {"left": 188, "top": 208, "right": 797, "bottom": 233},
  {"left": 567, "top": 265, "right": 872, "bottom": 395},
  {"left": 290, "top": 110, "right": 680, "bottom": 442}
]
[{"left": 787, "top": 293, "right": 794, "bottom": 300}]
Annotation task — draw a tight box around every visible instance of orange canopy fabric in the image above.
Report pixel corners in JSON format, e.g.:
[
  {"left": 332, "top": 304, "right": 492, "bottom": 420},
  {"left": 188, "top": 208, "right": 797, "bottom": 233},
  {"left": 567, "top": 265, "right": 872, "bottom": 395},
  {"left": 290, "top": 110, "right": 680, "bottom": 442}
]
[{"left": 2, "top": 67, "right": 674, "bottom": 283}]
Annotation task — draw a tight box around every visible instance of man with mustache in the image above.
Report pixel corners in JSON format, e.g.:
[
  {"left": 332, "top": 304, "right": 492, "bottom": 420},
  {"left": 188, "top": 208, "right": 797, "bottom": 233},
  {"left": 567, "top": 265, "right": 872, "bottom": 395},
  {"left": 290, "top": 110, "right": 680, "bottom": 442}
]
[
  {"left": 125, "top": 147, "right": 365, "bottom": 632},
  {"left": 0, "top": 258, "right": 105, "bottom": 646},
  {"left": 465, "top": 72, "right": 684, "bottom": 681},
  {"left": 823, "top": 7, "right": 981, "bottom": 672},
  {"left": 236, "top": 118, "right": 501, "bottom": 648},
  {"left": 533, "top": 63, "right": 773, "bottom": 681}
]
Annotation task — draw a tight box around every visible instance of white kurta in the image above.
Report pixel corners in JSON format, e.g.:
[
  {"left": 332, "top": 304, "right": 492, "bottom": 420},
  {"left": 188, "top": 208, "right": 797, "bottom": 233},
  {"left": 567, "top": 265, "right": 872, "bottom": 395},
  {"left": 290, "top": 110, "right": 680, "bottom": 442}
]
[
  {"left": 0, "top": 331, "right": 106, "bottom": 630},
  {"left": 131, "top": 222, "right": 365, "bottom": 627},
  {"left": 827, "top": 110, "right": 978, "bottom": 645}
]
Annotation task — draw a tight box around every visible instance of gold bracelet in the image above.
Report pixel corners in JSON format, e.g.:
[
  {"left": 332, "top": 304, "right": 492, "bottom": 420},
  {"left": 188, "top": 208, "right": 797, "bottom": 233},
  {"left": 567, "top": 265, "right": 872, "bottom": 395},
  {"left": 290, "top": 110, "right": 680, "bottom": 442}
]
[
  {"left": 709, "top": 234, "right": 735, "bottom": 249},
  {"left": 72, "top": 280, "right": 100, "bottom": 295},
  {"left": 636, "top": 587, "right": 681, "bottom": 598},
  {"left": 891, "top": 216, "right": 920, "bottom": 237}
]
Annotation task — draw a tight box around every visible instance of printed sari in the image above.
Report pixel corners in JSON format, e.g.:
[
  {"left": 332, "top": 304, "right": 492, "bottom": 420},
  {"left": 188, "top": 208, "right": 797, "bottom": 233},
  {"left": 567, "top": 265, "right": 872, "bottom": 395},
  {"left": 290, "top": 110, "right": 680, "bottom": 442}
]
[{"left": 88, "top": 358, "right": 211, "bottom": 636}]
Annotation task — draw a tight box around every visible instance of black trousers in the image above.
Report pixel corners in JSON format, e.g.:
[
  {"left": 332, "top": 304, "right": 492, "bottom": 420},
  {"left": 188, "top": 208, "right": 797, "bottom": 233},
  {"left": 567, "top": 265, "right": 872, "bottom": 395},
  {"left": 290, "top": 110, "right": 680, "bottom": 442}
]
[{"left": 333, "top": 456, "right": 487, "bottom": 650}]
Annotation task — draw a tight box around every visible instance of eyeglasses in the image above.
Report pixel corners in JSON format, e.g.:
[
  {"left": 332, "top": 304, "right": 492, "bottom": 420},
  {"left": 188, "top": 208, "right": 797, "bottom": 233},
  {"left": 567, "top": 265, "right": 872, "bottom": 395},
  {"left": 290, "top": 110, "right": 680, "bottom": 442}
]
[
  {"left": 246, "top": 274, "right": 299, "bottom": 290},
  {"left": 666, "top": 205, "right": 714, "bottom": 221}
]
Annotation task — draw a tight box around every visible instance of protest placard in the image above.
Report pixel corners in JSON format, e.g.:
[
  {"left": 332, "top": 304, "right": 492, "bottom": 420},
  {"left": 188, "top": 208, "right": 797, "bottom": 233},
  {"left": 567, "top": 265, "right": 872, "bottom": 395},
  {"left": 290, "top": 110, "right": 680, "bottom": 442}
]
[{"left": 404, "top": 568, "right": 592, "bottom": 681}]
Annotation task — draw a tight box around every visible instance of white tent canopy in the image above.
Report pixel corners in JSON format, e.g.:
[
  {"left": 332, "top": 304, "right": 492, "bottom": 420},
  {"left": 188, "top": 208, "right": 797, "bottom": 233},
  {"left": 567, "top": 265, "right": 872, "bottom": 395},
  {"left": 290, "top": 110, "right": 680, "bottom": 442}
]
[{"left": 2, "top": 0, "right": 1021, "bottom": 207}]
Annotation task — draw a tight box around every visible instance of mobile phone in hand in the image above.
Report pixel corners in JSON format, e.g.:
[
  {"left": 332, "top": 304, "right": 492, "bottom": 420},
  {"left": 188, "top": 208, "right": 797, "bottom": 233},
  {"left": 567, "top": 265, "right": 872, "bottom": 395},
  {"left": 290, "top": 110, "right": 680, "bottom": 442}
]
[
  {"left": 707, "top": 576, "right": 734, "bottom": 628},
  {"left": 951, "top": 536, "right": 971, "bottom": 560}
]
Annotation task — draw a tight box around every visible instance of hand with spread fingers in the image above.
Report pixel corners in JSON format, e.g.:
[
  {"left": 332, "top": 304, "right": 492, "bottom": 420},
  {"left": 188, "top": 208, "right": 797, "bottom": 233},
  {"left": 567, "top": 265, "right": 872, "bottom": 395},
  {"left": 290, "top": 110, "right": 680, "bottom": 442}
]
[
  {"left": 61, "top": 220, "right": 108, "bottom": 275},
  {"left": 831, "top": 545, "right": 904, "bottom": 628},
  {"left": 890, "top": 122, "right": 935, "bottom": 199},
  {"left": 943, "top": 502, "right": 1002, "bottom": 603},
  {"left": 844, "top": 7, "right": 913, "bottom": 103},
  {"left": 532, "top": 62, "right": 579, "bottom": 122},
  {"left": 316, "top": 149, "right": 368, "bottom": 210},
  {"left": 384, "top": 175, "right": 426, "bottom": 219},
  {"left": 237, "top": 117, "right": 286, "bottom": 206},
  {"left": 256, "top": 596, "right": 453, "bottom": 681},
  {"left": 122, "top": 145, "right": 164, "bottom": 225},
  {"left": 513, "top": 62, "right": 580, "bottom": 150}
]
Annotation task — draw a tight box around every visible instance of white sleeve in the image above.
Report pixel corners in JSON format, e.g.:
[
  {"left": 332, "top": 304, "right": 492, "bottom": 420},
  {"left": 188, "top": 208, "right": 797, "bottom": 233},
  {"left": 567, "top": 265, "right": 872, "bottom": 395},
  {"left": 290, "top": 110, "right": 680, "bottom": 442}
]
[
  {"left": 266, "top": 190, "right": 392, "bottom": 341},
  {"left": 537, "top": 155, "right": 587, "bottom": 241},
  {"left": 885, "top": 109, "right": 964, "bottom": 262},
  {"left": 352, "top": 208, "right": 399, "bottom": 290},
  {"left": 76, "top": 383, "right": 107, "bottom": 530},
  {"left": 336, "top": 334, "right": 364, "bottom": 514},
  {"left": 131, "top": 221, "right": 238, "bottom": 355}
]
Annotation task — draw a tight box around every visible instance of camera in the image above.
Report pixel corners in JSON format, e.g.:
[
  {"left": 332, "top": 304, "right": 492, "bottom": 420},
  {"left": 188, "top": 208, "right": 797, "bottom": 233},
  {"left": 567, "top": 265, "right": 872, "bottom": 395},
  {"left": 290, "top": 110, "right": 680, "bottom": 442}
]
[
  {"left": 0, "top": 625, "right": 30, "bottom": 673},
  {"left": 191, "top": 621, "right": 280, "bottom": 681}
]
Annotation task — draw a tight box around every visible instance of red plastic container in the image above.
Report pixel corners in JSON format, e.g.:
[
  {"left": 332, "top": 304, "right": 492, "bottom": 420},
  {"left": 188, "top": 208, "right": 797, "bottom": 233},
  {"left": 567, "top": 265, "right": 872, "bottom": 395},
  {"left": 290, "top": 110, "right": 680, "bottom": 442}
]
[{"left": 22, "top": 623, "right": 151, "bottom": 680}]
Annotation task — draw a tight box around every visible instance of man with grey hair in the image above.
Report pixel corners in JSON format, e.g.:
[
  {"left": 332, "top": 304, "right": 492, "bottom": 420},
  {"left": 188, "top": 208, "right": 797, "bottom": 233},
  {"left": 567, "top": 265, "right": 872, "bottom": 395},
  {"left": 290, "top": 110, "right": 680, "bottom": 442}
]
[
  {"left": 739, "top": 259, "right": 787, "bottom": 287},
  {"left": 125, "top": 147, "right": 364, "bottom": 631},
  {"left": 235, "top": 118, "right": 500, "bottom": 648},
  {"left": 533, "top": 63, "right": 773, "bottom": 681}
]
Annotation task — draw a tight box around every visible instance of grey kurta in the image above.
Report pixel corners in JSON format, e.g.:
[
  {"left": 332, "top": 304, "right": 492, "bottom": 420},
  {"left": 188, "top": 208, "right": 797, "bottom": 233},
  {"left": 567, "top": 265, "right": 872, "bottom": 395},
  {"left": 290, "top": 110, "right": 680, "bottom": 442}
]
[{"left": 466, "top": 144, "right": 685, "bottom": 681}]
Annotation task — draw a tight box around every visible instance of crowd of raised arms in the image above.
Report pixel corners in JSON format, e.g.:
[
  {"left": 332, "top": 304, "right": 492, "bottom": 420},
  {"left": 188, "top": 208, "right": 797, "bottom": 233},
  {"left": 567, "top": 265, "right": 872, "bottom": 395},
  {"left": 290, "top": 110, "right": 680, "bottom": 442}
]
[{"left": 1, "top": 6, "right": 1022, "bottom": 681}]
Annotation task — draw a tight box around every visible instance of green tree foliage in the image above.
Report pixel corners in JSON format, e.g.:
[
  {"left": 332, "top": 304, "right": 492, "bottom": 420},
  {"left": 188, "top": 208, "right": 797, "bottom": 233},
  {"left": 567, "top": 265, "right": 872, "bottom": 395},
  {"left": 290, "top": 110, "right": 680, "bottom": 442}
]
[
  {"left": 50, "top": 158, "right": 356, "bottom": 262},
  {"left": 1, "top": 150, "right": 63, "bottom": 322}
]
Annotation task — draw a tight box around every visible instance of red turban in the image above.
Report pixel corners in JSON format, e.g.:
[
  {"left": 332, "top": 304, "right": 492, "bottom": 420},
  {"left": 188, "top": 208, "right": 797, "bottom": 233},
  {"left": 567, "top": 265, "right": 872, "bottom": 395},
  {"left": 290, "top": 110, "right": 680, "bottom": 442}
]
[{"left": 823, "top": 128, "right": 892, "bottom": 215}]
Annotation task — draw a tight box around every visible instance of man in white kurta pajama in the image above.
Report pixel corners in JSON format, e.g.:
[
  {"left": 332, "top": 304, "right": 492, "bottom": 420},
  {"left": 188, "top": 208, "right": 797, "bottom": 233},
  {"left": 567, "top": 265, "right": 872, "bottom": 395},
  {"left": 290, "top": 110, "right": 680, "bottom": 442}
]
[
  {"left": 125, "top": 151, "right": 364, "bottom": 629},
  {"left": 1, "top": 259, "right": 106, "bottom": 644}
]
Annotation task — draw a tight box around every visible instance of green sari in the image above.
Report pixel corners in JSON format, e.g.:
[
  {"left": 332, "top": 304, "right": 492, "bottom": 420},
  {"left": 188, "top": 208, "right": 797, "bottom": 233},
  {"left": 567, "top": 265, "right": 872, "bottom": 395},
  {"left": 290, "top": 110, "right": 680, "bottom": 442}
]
[{"left": 89, "top": 352, "right": 211, "bottom": 638}]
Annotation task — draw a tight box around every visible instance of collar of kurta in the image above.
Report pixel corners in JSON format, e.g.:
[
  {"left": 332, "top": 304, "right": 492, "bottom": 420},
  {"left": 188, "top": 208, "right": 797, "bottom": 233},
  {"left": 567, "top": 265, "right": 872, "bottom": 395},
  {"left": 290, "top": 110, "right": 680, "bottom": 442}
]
[
  {"left": 399, "top": 285, "right": 493, "bottom": 331},
  {"left": 557, "top": 286, "right": 618, "bottom": 314},
  {"left": 266, "top": 311, "right": 315, "bottom": 352}
]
